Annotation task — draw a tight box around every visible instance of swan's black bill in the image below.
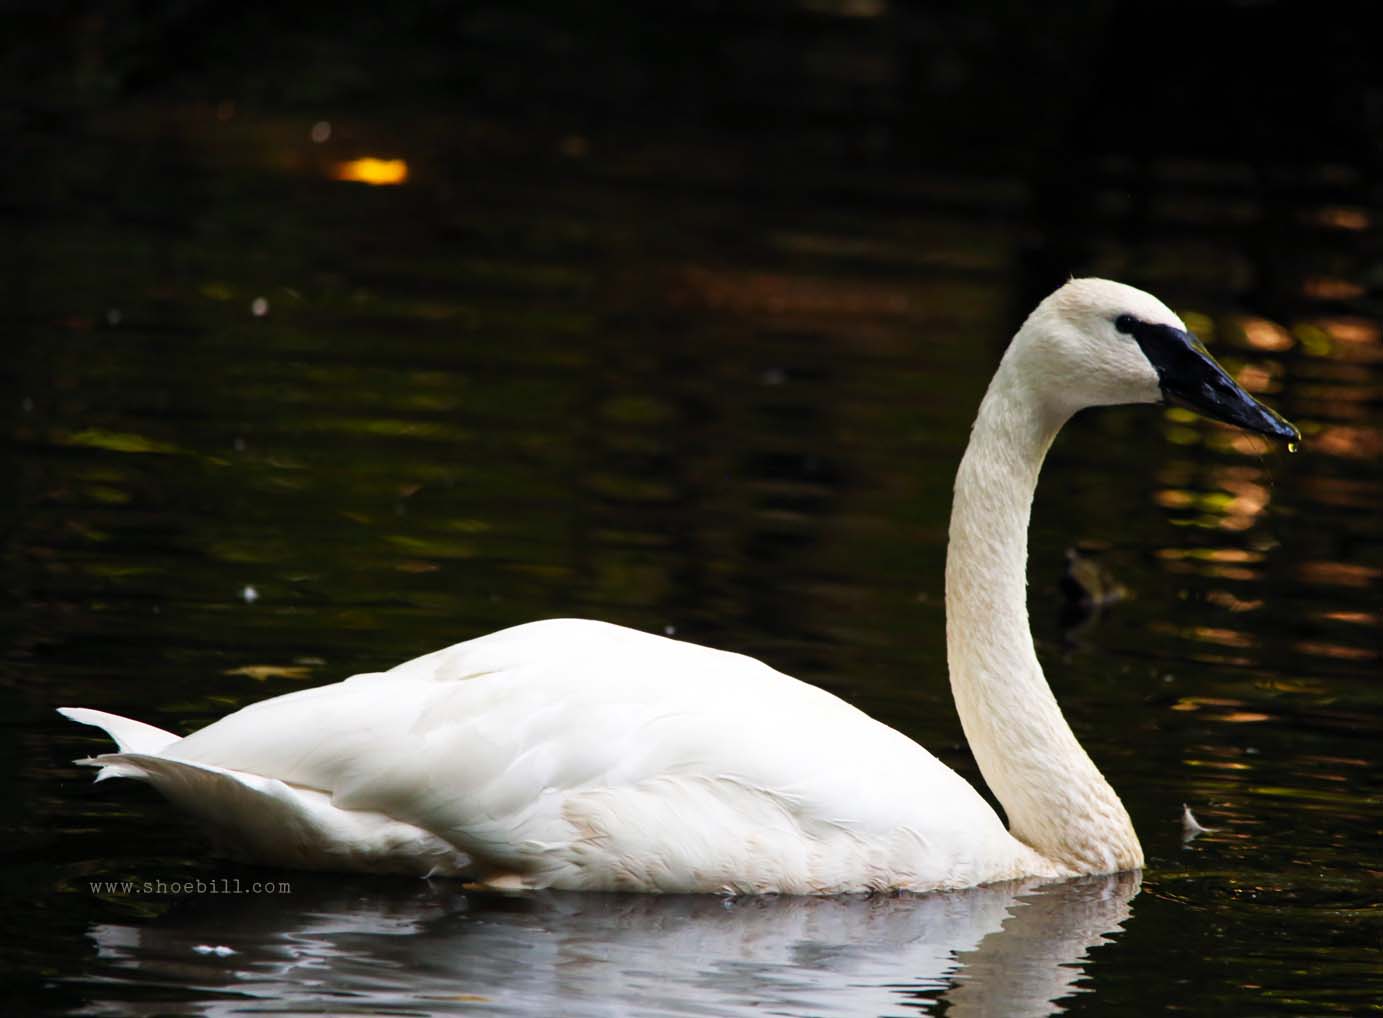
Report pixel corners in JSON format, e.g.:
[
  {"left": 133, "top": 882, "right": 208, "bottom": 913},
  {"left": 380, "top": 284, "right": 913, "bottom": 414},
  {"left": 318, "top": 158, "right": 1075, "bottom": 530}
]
[{"left": 1115, "top": 315, "right": 1300, "bottom": 442}]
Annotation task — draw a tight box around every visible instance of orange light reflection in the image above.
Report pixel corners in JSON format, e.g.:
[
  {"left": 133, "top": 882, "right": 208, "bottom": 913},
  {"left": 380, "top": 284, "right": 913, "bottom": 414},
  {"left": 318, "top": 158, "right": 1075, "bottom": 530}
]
[
  {"left": 1318, "top": 610, "right": 1377, "bottom": 625},
  {"left": 1308, "top": 205, "right": 1371, "bottom": 231},
  {"left": 1313, "top": 424, "right": 1383, "bottom": 460},
  {"left": 332, "top": 158, "right": 409, "bottom": 186},
  {"left": 1319, "top": 318, "right": 1380, "bottom": 344},
  {"left": 1302, "top": 277, "right": 1365, "bottom": 300},
  {"left": 1238, "top": 317, "right": 1294, "bottom": 351},
  {"left": 1157, "top": 547, "right": 1262, "bottom": 563},
  {"left": 1297, "top": 560, "right": 1380, "bottom": 588},
  {"left": 1294, "top": 641, "right": 1378, "bottom": 663},
  {"left": 1205, "top": 589, "right": 1263, "bottom": 613},
  {"left": 1191, "top": 626, "right": 1256, "bottom": 649},
  {"left": 1233, "top": 362, "right": 1281, "bottom": 394}
]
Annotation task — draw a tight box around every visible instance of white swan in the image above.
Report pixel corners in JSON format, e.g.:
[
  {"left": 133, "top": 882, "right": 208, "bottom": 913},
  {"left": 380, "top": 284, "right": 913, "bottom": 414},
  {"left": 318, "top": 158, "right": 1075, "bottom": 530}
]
[{"left": 60, "top": 278, "right": 1297, "bottom": 894}]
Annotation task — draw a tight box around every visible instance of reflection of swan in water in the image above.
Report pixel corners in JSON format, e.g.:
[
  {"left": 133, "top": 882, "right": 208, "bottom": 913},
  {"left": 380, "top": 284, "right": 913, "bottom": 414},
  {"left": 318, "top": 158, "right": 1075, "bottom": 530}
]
[{"left": 82, "top": 872, "right": 1139, "bottom": 1017}]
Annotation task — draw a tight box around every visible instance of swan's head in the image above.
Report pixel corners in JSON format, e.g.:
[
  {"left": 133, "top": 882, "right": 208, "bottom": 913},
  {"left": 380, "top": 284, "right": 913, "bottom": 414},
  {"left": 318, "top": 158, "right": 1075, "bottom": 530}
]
[{"left": 1018, "top": 278, "right": 1299, "bottom": 442}]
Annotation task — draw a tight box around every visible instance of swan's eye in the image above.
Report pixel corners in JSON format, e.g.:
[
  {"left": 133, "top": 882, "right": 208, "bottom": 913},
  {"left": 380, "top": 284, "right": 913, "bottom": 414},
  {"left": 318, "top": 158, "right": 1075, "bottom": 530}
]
[{"left": 1114, "top": 314, "right": 1138, "bottom": 335}]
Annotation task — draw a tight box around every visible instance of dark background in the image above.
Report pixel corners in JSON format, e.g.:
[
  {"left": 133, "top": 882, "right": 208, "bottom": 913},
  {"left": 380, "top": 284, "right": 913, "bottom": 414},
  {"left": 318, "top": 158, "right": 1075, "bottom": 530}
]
[{"left": 7, "top": 0, "right": 1383, "bottom": 306}]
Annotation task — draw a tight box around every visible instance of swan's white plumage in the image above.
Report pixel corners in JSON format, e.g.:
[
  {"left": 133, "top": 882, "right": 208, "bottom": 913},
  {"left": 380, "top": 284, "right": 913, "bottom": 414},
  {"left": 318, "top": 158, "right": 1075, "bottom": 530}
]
[
  {"left": 61, "top": 278, "right": 1290, "bottom": 893},
  {"left": 65, "top": 619, "right": 1054, "bottom": 892},
  {"left": 57, "top": 708, "right": 179, "bottom": 757}
]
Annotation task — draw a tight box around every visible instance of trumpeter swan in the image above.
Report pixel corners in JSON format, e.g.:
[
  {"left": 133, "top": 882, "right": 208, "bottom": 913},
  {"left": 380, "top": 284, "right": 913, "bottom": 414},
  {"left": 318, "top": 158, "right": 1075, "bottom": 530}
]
[{"left": 60, "top": 278, "right": 1297, "bottom": 894}]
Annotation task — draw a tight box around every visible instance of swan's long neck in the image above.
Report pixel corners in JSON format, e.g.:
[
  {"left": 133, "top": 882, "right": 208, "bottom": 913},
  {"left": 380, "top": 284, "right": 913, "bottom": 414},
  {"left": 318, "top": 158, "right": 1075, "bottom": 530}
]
[{"left": 945, "top": 345, "right": 1143, "bottom": 875}]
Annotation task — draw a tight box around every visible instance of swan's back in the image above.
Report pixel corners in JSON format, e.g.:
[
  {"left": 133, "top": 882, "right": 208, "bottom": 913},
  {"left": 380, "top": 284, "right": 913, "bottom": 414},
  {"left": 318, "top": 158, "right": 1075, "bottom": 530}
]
[{"left": 72, "top": 620, "right": 1043, "bottom": 892}]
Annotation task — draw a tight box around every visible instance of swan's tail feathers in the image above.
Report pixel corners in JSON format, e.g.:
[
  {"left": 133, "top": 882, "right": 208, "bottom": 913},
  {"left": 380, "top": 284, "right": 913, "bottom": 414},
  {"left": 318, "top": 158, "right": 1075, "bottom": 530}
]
[
  {"left": 58, "top": 707, "right": 180, "bottom": 778},
  {"left": 57, "top": 746, "right": 471, "bottom": 877}
]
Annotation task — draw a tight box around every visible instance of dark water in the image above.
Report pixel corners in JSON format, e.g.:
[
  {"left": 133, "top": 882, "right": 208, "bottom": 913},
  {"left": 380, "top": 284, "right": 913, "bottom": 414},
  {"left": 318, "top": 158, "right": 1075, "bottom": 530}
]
[{"left": 4, "top": 6, "right": 1381, "bottom": 1016}]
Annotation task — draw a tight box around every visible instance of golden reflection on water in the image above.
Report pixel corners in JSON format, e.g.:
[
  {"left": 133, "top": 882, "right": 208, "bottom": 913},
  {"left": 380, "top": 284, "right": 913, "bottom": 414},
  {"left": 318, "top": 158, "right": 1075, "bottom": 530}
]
[
  {"left": 1169, "top": 696, "right": 1270, "bottom": 723},
  {"left": 1306, "top": 205, "right": 1371, "bottom": 231},
  {"left": 1208, "top": 429, "right": 1278, "bottom": 457},
  {"left": 1296, "top": 560, "right": 1379, "bottom": 588},
  {"left": 1293, "top": 641, "right": 1378, "bottom": 663},
  {"left": 1155, "top": 460, "right": 1273, "bottom": 532},
  {"left": 222, "top": 664, "right": 315, "bottom": 681},
  {"left": 1204, "top": 589, "right": 1262, "bottom": 613},
  {"left": 1235, "top": 317, "right": 1294, "bottom": 352},
  {"left": 1301, "top": 276, "right": 1365, "bottom": 300},
  {"left": 1230, "top": 361, "right": 1283, "bottom": 395},
  {"left": 1308, "top": 316, "right": 1382, "bottom": 360},
  {"left": 1312, "top": 423, "right": 1383, "bottom": 459},
  {"left": 1156, "top": 548, "right": 1262, "bottom": 564},
  {"left": 1189, "top": 626, "right": 1256, "bottom": 649},
  {"left": 1317, "top": 316, "right": 1380, "bottom": 344},
  {"left": 331, "top": 157, "right": 409, "bottom": 185},
  {"left": 1318, "top": 610, "right": 1377, "bottom": 625},
  {"left": 1188, "top": 757, "right": 1254, "bottom": 770}
]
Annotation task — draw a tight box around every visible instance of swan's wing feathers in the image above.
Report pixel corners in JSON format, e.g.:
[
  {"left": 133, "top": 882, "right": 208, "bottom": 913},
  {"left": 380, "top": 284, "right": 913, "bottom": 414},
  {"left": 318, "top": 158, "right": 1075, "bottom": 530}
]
[
  {"left": 167, "top": 619, "right": 769, "bottom": 788},
  {"left": 158, "top": 619, "right": 1012, "bottom": 888}
]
